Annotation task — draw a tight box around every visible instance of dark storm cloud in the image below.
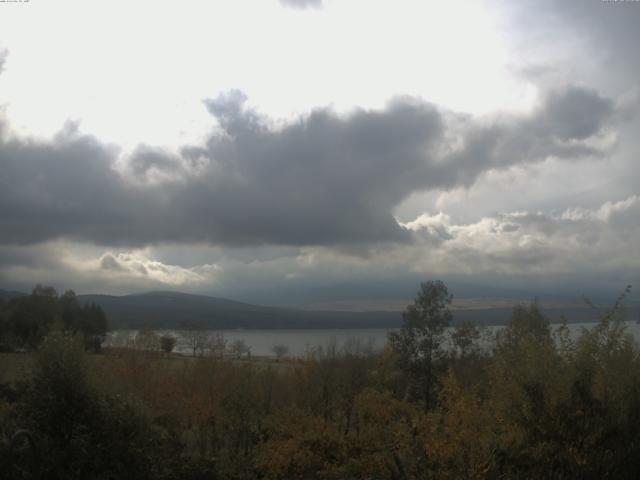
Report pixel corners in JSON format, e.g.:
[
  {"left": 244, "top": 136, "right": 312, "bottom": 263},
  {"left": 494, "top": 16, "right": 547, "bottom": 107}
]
[
  {"left": 128, "top": 148, "right": 181, "bottom": 177},
  {"left": 539, "top": 87, "right": 614, "bottom": 140},
  {"left": 279, "top": 0, "right": 322, "bottom": 10},
  {"left": 0, "top": 134, "right": 134, "bottom": 245},
  {"left": 187, "top": 93, "right": 444, "bottom": 245},
  {"left": 433, "top": 86, "right": 614, "bottom": 189},
  {"left": 0, "top": 86, "right": 620, "bottom": 248},
  {"left": 0, "top": 243, "right": 63, "bottom": 270}
]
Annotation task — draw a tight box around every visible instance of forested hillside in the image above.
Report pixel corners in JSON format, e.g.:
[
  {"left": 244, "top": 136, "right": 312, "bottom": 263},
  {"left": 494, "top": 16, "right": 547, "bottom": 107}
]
[{"left": 4, "top": 288, "right": 633, "bottom": 331}]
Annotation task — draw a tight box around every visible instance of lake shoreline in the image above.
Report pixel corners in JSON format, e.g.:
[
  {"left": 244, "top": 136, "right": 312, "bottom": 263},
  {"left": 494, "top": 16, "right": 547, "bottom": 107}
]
[{"left": 105, "top": 320, "right": 640, "bottom": 358}]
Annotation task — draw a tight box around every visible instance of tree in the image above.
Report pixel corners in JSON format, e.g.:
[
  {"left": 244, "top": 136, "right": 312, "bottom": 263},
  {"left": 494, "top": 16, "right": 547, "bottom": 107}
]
[
  {"left": 0, "top": 299, "right": 10, "bottom": 349},
  {"left": 388, "top": 280, "right": 452, "bottom": 410},
  {"left": 11, "top": 288, "right": 108, "bottom": 352},
  {"left": 230, "top": 339, "right": 251, "bottom": 359},
  {"left": 271, "top": 344, "right": 289, "bottom": 360},
  {"left": 205, "top": 331, "right": 227, "bottom": 358},
  {"left": 60, "top": 289, "right": 82, "bottom": 332},
  {"left": 32, "top": 284, "right": 58, "bottom": 299},
  {"left": 178, "top": 320, "right": 210, "bottom": 357},
  {"left": 450, "top": 320, "right": 481, "bottom": 359},
  {"left": 79, "top": 303, "right": 108, "bottom": 352},
  {"left": 496, "top": 300, "right": 552, "bottom": 355},
  {"left": 21, "top": 331, "right": 173, "bottom": 479},
  {"left": 160, "top": 334, "right": 177, "bottom": 354},
  {"left": 136, "top": 322, "right": 160, "bottom": 352},
  {"left": 8, "top": 285, "right": 60, "bottom": 348}
]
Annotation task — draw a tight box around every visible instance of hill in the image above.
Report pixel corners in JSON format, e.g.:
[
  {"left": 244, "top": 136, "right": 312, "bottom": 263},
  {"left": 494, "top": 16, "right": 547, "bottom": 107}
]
[
  {"left": 3, "top": 288, "right": 637, "bottom": 329},
  {"left": 0, "top": 289, "right": 27, "bottom": 303},
  {"left": 77, "top": 291, "right": 403, "bottom": 329},
  {"left": 77, "top": 291, "right": 639, "bottom": 330}
]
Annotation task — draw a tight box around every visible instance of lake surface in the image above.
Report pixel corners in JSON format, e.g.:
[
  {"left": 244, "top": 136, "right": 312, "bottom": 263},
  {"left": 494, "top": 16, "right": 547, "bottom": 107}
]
[
  {"left": 108, "top": 328, "right": 393, "bottom": 357},
  {"left": 107, "top": 321, "right": 640, "bottom": 357}
]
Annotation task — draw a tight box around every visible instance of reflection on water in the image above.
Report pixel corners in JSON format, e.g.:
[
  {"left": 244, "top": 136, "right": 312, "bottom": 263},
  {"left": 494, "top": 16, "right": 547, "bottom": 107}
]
[{"left": 106, "top": 321, "right": 640, "bottom": 358}]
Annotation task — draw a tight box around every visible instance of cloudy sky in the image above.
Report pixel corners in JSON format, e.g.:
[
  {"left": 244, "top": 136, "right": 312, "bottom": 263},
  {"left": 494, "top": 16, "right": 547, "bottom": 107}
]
[{"left": 0, "top": 0, "right": 638, "bottom": 305}]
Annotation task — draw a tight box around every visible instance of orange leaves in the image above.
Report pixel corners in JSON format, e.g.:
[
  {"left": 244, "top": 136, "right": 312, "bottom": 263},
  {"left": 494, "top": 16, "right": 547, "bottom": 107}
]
[
  {"left": 257, "top": 390, "right": 425, "bottom": 480},
  {"left": 257, "top": 409, "right": 343, "bottom": 480},
  {"left": 423, "top": 370, "right": 499, "bottom": 479}
]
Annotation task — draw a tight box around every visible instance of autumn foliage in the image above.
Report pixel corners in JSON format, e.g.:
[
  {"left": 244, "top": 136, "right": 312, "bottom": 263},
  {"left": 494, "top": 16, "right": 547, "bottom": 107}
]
[{"left": 1, "top": 283, "right": 639, "bottom": 479}]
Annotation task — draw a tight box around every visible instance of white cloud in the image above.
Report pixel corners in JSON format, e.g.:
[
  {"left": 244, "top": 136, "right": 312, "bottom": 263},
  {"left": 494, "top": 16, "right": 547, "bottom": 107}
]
[
  {"left": 93, "top": 252, "right": 215, "bottom": 286},
  {"left": 0, "top": 243, "right": 220, "bottom": 294},
  {"left": 402, "top": 195, "right": 640, "bottom": 276}
]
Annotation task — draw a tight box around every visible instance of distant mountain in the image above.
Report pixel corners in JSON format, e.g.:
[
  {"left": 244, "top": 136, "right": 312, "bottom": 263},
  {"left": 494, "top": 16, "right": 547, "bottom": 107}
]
[
  {"left": 0, "top": 289, "right": 27, "bottom": 303},
  {"left": 78, "top": 291, "right": 639, "bottom": 330},
  {"left": 3, "top": 288, "right": 637, "bottom": 329},
  {"left": 77, "top": 291, "right": 404, "bottom": 329}
]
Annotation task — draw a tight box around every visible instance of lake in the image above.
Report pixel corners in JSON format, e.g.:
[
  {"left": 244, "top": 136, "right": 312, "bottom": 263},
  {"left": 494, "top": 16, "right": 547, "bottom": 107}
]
[{"left": 106, "top": 321, "right": 640, "bottom": 357}]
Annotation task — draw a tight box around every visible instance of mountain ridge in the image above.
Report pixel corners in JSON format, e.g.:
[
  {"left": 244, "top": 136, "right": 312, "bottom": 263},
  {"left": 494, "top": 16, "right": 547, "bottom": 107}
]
[
  {"left": 2, "top": 288, "right": 637, "bottom": 329},
  {"left": 76, "top": 290, "right": 403, "bottom": 329}
]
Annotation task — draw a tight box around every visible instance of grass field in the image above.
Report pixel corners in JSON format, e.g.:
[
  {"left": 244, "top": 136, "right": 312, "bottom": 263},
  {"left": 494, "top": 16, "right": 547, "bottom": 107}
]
[{"left": 0, "top": 349, "right": 295, "bottom": 387}]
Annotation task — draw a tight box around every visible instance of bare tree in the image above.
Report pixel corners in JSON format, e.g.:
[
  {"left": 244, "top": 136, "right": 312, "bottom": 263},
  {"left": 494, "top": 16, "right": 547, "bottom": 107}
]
[
  {"left": 271, "top": 343, "right": 289, "bottom": 360},
  {"left": 178, "top": 320, "right": 210, "bottom": 357},
  {"left": 206, "top": 332, "right": 227, "bottom": 358},
  {"left": 230, "top": 339, "right": 251, "bottom": 359},
  {"left": 136, "top": 322, "right": 160, "bottom": 352}
]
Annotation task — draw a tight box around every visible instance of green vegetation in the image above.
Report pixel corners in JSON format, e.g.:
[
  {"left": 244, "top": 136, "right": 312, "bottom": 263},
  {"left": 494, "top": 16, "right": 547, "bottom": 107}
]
[
  {"left": 160, "top": 334, "right": 177, "bottom": 354},
  {"left": 388, "top": 280, "right": 453, "bottom": 410},
  {"left": 0, "top": 285, "right": 107, "bottom": 352},
  {"left": 1, "top": 282, "right": 639, "bottom": 478}
]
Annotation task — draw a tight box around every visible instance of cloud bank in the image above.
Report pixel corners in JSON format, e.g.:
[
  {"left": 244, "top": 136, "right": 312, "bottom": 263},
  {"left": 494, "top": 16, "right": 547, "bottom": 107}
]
[
  {"left": 0, "top": 85, "right": 620, "bottom": 249},
  {"left": 1, "top": 195, "right": 638, "bottom": 301}
]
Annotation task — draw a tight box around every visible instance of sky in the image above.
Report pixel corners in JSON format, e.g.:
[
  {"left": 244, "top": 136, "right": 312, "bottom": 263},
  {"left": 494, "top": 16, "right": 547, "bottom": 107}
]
[{"left": 0, "top": 0, "right": 639, "bottom": 306}]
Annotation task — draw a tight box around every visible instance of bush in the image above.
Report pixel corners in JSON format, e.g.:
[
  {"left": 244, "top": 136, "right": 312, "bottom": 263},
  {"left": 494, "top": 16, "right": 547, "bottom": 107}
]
[
  {"left": 160, "top": 335, "right": 177, "bottom": 354},
  {"left": 19, "top": 332, "right": 176, "bottom": 479}
]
